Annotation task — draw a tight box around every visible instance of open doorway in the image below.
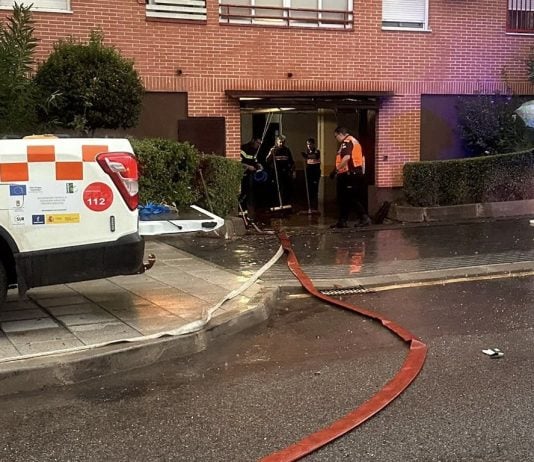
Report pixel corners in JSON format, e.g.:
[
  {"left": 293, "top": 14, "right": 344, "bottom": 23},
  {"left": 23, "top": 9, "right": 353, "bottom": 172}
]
[{"left": 240, "top": 106, "right": 377, "bottom": 217}]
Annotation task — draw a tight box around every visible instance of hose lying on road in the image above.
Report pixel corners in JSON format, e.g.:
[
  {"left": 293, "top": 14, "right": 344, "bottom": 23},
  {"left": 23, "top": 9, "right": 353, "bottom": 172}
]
[{"left": 260, "top": 232, "right": 428, "bottom": 462}]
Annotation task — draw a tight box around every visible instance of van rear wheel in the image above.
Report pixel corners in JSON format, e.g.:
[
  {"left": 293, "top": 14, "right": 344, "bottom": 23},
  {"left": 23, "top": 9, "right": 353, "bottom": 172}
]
[{"left": 0, "top": 260, "right": 7, "bottom": 307}]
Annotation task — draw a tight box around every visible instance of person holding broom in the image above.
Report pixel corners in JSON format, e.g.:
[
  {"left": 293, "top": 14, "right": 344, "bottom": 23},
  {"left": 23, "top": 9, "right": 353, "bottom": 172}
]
[
  {"left": 265, "top": 135, "right": 295, "bottom": 211},
  {"left": 301, "top": 137, "right": 321, "bottom": 212}
]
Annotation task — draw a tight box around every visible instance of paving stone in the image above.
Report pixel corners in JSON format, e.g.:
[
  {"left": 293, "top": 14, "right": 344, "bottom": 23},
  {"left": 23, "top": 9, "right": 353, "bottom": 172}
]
[
  {"left": 2, "top": 298, "right": 40, "bottom": 311},
  {"left": 125, "top": 287, "right": 188, "bottom": 300},
  {"left": 176, "top": 309, "right": 205, "bottom": 322},
  {"left": 107, "top": 304, "right": 176, "bottom": 321},
  {"left": 0, "top": 333, "right": 20, "bottom": 358},
  {"left": 67, "top": 279, "right": 121, "bottom": 291},
  {"left": 34, "top": 295, "right": 89, "bottom": 308},
  {"left": 54, "top": 311, "right": 117, "bottom": 327},
  {"left": 1, "top": 318, "right": 59, "bottom": 333},
  {"left": 6, "top": 327, "right": 77, "bottom": 344},
  {"left": 46, "top": 303, "right": 105, "bottom": 317},
  {"left": 67, "top": 322, "right": 142, "bottom": 345},
  {"left": 79, "top": 290, "right": 131, "bottom": 303},
  {"left": 187, "top": 270, "right": 243, "bottom": 286},
  {"left": 0, "top": 309, "right": 49, "bottom": 322},
  {"left": 121, "top": 315, "right": 189, "bottom": 335},
  {"left": 27, "top": 286, "right": 78, "bottom": 299},
  {"left": 96, "top": 297, "right": 156, "bottom": 310},
  {"left": 13, "top": 338, "right": 84, "bottom": 356},
  {"left": 156, "top": 296, "right": 207, "bottom": 314}
]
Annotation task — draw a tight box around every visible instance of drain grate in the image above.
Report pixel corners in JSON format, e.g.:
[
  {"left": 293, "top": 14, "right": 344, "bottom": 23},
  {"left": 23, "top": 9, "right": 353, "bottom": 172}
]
[{"left": 321, "top": 286, "right": 369, "bottom": 295}]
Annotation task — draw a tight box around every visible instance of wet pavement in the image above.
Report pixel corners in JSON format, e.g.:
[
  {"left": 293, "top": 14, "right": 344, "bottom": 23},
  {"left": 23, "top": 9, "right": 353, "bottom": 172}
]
[
  {"left": 160, "top": 217, "right": 534, "bottom": 287},
  {"left": 0, "top": 215, "right": 532, "bottom": 391},
  {"left": 0, "top": 240, "right": 267, "bottom": 364},
  {"left": 1, "top": 277, "right": 532, "bottom": 461}
]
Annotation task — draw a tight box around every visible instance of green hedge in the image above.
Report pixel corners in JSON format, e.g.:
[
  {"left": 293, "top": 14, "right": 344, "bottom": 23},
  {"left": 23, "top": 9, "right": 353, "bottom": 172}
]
[
  {"left": 403, "top": 149, "right": 534, "bottom": 207},
  {"left": 132, "top": 138, "right": 241, "bottom": 217},
  {"left": 196, "top": 154, "right": 242, "bottom": 217}
]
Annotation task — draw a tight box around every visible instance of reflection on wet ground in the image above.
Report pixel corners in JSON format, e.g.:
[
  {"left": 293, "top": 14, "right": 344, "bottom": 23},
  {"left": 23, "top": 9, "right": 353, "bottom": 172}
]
[{"left": 158, "top": 217, "right": 534, "bottom": 280}]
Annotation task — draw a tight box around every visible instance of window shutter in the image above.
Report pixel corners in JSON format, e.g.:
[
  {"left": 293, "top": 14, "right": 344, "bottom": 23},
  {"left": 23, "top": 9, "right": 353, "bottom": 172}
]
[
  {"left": 382, "top": 0, "right": 425, "bottom": 24},
  {"left": 0, "top": 0, "right": 69, "bottom": 10}
]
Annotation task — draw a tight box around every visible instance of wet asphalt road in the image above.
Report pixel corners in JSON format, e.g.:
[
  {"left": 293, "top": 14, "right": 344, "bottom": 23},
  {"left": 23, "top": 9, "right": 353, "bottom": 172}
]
[{"left": 0, "top": 276, "right": 532, "bottom": 461}]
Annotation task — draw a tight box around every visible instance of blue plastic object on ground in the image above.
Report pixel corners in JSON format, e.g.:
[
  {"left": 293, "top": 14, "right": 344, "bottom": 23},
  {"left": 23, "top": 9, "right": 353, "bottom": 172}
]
[{"left": 138, "top": 202, "right": 171, "bottom": 220}]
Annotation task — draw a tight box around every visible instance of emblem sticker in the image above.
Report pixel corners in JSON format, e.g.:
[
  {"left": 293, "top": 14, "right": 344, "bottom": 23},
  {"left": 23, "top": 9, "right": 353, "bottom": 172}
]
[{"left": 83, "top": 182, "right": 113, "bottom": 212}]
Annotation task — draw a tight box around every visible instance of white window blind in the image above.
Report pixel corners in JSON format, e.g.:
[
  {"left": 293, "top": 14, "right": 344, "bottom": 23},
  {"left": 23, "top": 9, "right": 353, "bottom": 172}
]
[
  {"left": 146, "top": 0, "right": 207, "bottom": 21},
  {"left": 382, "top": 0, "right": 427, "bottom": 28},
  {"left": 0, "top": 0, "right": 69, "bottom": 10},
  {"left": 508, "top": 0, "right": 534, "bottom": 11},
  {"left": 219, "top": 0, "right": 352, "bottom": 28}
]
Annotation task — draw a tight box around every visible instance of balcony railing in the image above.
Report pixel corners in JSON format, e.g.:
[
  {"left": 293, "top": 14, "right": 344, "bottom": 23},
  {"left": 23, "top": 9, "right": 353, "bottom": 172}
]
[
  {"left": 219, "top": 3, "right": 353, "bottom": 29},
  {"left": 508, "top": 0, "right": 534, "bottom": 32},
  {"left": 145, "top": 0, "right": 207, "bottom": 21}
]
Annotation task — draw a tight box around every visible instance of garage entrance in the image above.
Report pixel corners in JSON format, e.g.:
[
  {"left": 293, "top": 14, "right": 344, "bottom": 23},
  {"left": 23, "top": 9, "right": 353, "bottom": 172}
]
[{"left": 228, "top": 91, "right": 389, "bottom": 217}]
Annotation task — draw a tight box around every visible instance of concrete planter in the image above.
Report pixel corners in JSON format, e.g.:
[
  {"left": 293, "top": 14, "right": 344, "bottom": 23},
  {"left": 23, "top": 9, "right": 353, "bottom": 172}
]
[{"left": 389, "top": 199, "right": 534, "bottom": 223}]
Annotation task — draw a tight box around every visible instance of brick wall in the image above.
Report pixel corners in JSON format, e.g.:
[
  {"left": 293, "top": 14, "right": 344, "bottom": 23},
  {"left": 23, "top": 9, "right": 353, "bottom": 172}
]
[{"left": 2, "top": 0, "right": 533, "bottom": 187}]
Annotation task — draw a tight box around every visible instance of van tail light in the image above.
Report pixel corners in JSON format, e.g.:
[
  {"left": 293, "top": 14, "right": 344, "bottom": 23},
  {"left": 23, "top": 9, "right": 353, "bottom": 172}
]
[{"left": 96, "top": 152, "right": 139, "bottom": 211}]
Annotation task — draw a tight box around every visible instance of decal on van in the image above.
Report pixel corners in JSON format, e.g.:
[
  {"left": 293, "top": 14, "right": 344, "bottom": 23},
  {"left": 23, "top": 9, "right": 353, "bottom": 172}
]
[
  {"left": 83, "top": 182, "right": 113, "bottom": 212},
  {"left": 46, "top": 213, "right": 80, "bottom": 224}
]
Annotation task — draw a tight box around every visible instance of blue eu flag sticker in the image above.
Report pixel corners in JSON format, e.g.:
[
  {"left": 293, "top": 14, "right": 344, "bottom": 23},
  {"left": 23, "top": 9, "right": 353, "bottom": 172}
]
[{"left": 9, "top": 184, "right": 27, "bottom": 196}]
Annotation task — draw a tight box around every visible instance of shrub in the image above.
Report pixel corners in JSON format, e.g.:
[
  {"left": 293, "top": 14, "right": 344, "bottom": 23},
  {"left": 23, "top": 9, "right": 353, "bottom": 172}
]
[
  {"left": 403, "top": 149, "right": 534, "bottom": 206},
  {"left": 0, "top": 3, "right": 38, "bottom": 134},
  {"left": 132, "top": 138, "right": 242, "bottom": 217},
  {"left": 132, "top": 138, "right": 200, "bottom": 210},
  {"left": 34, "top": 30, "right": 144, "bottom": 135},
  {"left": 456, "top": 95, "right": 530, "bottom": 156},
  {"left": 196, "top": 155, "right": 242, "bottom": 217}
]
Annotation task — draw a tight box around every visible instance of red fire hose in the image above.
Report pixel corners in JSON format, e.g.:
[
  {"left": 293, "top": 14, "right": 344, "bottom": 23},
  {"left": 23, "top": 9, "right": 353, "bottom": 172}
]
[{"left": 260, "top": 232, "right": 428, "bottom": 462}]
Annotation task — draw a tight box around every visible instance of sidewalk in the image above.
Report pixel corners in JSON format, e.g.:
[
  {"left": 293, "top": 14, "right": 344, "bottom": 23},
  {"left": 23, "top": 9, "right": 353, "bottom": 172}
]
[
  {"left": 0, "top": 239, "right": 281, "bottom": 395},
  {"left": 0, "top": 216, "right": 532, "bottom": 395}
]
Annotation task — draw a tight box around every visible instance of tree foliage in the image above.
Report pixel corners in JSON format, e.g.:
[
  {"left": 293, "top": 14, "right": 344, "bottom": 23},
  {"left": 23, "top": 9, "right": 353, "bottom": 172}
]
[
  {"left": 456, "top": 95, "right": 530, "bottom": 156},
  {"left": 0, "top": 2, "right": 38, "bottom": 134},
  {"left": 34, "top": 30, "right": 144, "bottom": 135}
]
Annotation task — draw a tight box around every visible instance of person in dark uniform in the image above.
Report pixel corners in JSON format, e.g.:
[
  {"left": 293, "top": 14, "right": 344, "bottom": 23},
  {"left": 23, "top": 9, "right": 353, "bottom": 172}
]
[
  {"left": 239, "top": 137, "right": 262, "bottom": 217},
  {"left": 265, "top": 135, "right": 295, "bottom": 209},
  {"left": 301, "top": 137, "right": 321, "bottom": 211},
  {"left": 329, "top": 127, "right": 371, "bottom": 228}
]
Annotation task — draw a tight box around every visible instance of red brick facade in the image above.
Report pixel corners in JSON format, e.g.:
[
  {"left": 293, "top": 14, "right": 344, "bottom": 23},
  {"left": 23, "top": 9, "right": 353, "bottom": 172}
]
[{"left": 3, "top": 0, "right": 533, "bottom": 188}]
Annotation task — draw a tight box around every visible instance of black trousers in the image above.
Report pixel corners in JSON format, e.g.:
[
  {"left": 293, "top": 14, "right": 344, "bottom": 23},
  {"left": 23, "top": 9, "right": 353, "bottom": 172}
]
[
  {"left": 271, "top": 168, "right": 293, "bottom": 207},
  {"left": 305, "top": 164, "right": 321, "bottom": 209},
  {"left": 239, "top": 173, "right": 255, "bottom": 214},
  {"left": 336, "top": 172, "right": 367, "bottom": 223}
]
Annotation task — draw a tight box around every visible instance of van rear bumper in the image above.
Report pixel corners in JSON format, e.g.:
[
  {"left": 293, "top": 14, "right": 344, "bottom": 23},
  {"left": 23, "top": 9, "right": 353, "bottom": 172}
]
[{"left": 15, "top": 233, "right": 145, "bottom": 294}]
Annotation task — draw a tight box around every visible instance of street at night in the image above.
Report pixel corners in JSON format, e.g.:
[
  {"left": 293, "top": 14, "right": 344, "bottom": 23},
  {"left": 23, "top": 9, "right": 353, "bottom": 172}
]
[{"left": 1, "top": 276, "right": 532, "bottom": 461}]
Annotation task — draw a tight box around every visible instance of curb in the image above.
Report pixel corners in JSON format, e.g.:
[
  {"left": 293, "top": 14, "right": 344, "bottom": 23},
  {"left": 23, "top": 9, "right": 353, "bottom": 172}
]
[
  {"left": 389, "top": 199, "right": 534, "bottom": 223},
  {"left": 0, "top": 286, "right": 280, "bottom": 397},
  {"left": 267, "top": 261, "right": 534, "bottom": 290}
]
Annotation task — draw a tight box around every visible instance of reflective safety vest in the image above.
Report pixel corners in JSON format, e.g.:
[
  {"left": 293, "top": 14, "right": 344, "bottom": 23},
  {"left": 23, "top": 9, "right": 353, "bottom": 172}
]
[{"left": 336, "top": 135, "right": 363, "bottom": 174}]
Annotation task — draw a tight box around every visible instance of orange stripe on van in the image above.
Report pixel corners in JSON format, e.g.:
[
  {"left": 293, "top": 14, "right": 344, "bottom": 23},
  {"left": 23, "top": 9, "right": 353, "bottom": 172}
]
[
  {"left": 56, "top": 162, "right": 83, "bottom": 180},
  {"left": 27, "top": 145, "right": 56, "bottom": 162},
  {"left": 82, "top": 145, "right": 108, "bottom": 162},
  {"left": 0, "top": 163, "right": 29, "bottom": 182}
]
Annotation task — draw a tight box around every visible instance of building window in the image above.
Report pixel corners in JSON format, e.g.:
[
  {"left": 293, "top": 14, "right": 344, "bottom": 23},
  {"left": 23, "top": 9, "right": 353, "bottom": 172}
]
[
  {"left": 0, "top": 0, "right": 70, "bottom": 11},
  {"left": 382, "top": 0, "right": 428, "bottom": 31},
  {"left": 219, "top": 0, "right": 353, "bottom": 29},
  {"left": 145, "top": 0, "right": 207, "bottom": 21},
  {"left": 507, "top": 0, "right": 534, "bottom": 33}
]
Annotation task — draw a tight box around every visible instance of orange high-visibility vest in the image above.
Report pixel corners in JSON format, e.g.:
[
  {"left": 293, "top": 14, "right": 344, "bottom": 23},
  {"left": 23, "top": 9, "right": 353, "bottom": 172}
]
[{"left": 336, "top": 135, "right": 363, "bottom": 174}]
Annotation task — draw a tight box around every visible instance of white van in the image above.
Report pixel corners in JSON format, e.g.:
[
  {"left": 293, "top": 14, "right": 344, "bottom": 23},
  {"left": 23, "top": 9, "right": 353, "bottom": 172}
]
[{"left": 0, "top": 136, "right": 223, "bottom": 306}]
